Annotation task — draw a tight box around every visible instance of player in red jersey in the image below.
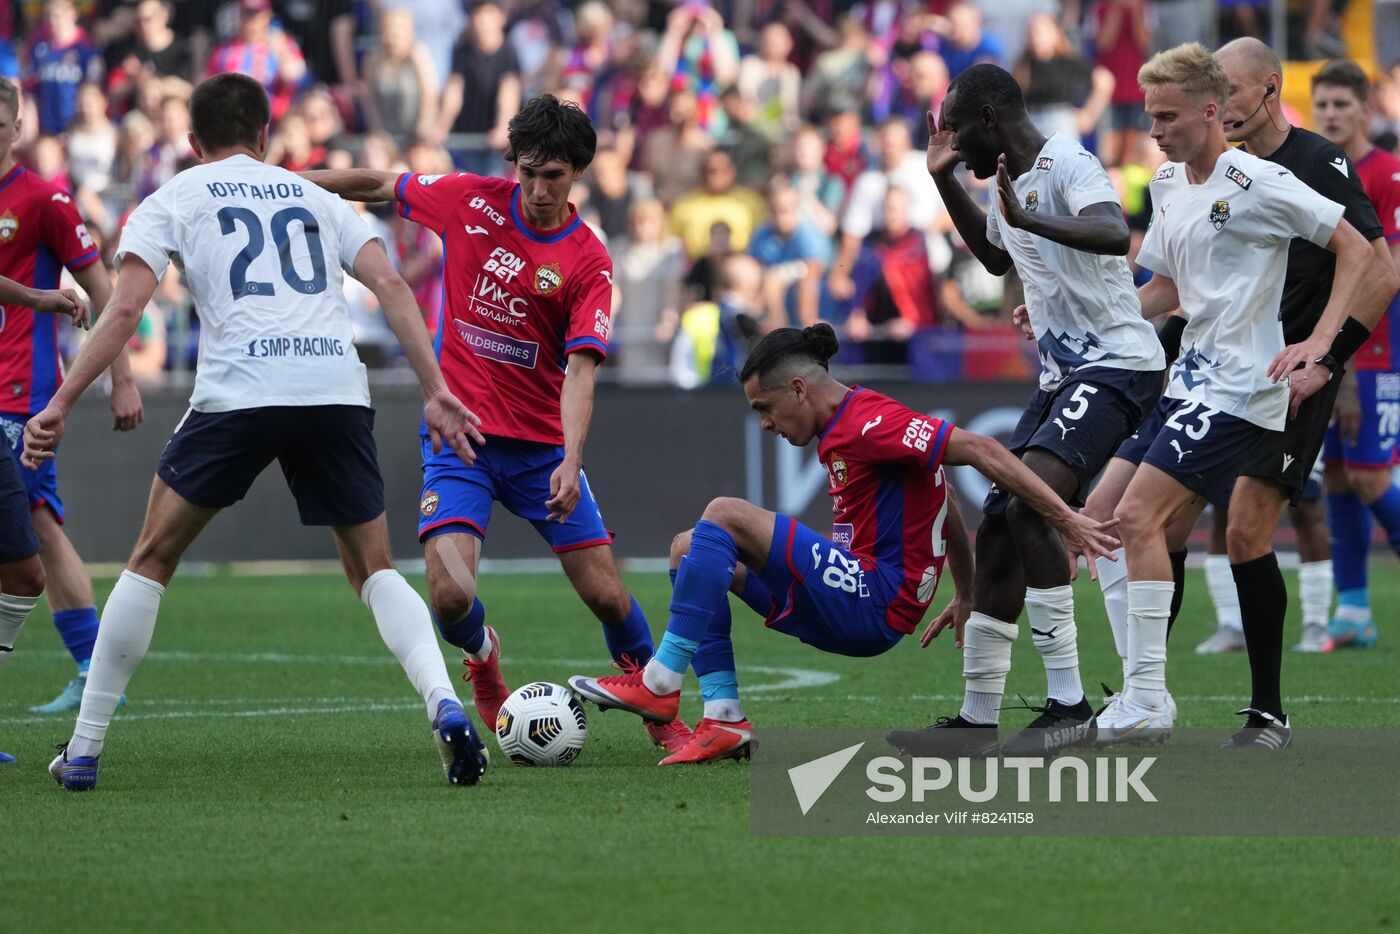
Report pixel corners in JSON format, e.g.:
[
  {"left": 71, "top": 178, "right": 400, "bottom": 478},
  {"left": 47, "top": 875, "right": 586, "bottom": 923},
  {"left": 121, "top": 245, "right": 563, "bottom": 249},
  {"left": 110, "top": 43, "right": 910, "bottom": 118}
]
[
  {"left": 304, "top": 95, "right": 693, "bottom": 751},
  {"left": 0, "top": 77, "right": 144, "bottom": 714},
  {"left": 568, "top": 325, "right": 1121, "bottom": 764},
  {"left": 1312, "top": 60, "right": 1400, "bottom": 648}
]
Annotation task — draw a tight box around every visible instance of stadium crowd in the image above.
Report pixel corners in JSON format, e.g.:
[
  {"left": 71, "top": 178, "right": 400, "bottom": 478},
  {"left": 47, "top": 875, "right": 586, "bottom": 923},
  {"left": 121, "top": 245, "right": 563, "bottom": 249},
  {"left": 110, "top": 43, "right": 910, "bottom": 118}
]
[{"left": 0, "top": 0, "right": 1371, "bottom": 385}]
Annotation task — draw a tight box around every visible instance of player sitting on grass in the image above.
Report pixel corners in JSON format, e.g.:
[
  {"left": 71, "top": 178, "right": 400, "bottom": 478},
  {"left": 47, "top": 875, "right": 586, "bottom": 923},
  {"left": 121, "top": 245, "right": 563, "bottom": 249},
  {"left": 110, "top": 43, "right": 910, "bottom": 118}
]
[
  {"left": 28, "top": 73, "right": 490, "bottom": 791},
  {"left": 568, "top": 324, "right": 1121, "bottom": 764}
]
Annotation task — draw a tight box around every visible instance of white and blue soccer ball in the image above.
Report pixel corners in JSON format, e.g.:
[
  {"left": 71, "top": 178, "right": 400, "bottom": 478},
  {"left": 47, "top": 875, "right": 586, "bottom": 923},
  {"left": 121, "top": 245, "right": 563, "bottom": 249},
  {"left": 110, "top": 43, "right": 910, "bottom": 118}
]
[{"left": 494, "top": 682, "right": 589, "bottom": 767}]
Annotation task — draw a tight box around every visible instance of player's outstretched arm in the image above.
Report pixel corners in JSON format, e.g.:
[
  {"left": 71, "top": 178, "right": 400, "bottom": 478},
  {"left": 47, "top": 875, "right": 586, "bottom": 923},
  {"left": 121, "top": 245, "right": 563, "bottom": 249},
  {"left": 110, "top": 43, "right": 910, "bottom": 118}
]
[
  {"left": 22, "top": 258, "right": 158, "bottom": 468},
  {"left": 547, "top": 352, "right": 598, "bottom": 523},
  {"left": 351, "top": 239, "right": 484, "bottom": 464},
  {"left": 920, "top": 490, "right": 973, "bottom": 649},
  {"left": 995, "top": 155, "right": 1129, "bottom": 255},
  {"left": 301, "top": 169, "right": 400, "bottom": 203},
  {"left": 0, "top": 274, "right": 83, "bottom": 324},
  {"left": 942, "top": 427, "right": 1120, "bottom": 575},
  {"left": 1137, "top": 272, "right": 1179, "bottom": 321},
  {"left": 71, "top": 260, "right": 144, "bottom": 432},
  {"left": 925, "top": 113, "right": 1012, "bottom": 276}
]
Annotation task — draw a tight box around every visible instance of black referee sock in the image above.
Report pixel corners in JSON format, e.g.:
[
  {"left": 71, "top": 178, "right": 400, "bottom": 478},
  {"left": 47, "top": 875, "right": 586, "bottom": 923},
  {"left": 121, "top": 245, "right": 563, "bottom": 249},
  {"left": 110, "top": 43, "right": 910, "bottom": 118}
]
[
  {"left": 1167, "top": 550, "right": 1187, "bottom": 640},
  {"left": 1231, "top": 552, "right": 1287, "bottom": 720}
]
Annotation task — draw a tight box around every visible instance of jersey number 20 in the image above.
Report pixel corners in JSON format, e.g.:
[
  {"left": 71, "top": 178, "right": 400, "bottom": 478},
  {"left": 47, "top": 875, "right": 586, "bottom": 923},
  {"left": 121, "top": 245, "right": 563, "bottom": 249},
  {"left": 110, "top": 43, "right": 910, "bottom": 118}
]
[{"left": 218, "top": 206, "right": 328, "bottom": 299}]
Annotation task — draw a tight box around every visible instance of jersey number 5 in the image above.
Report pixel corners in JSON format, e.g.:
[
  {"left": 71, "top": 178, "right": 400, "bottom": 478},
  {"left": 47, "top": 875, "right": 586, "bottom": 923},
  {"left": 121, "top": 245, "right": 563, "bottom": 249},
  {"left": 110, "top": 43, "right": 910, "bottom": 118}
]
[{"left": 218, "top": 206, "right": 328, "bottom": 299}]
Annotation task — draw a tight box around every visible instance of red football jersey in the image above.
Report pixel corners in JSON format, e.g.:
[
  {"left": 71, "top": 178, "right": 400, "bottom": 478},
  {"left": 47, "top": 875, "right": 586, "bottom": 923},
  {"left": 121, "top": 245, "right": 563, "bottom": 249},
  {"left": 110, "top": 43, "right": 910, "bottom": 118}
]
[
  {"left": 1354, "top": 147, "right": 1400, "bottom": 371},
  {"left": 816, "top": 387, "right": 953, "bottom": 634},
  {"left": 0, "top": 164, "right": 100, "bottom": 415},
  {"left": 395, "top": 172, "right": 612, "bottom": 444}
]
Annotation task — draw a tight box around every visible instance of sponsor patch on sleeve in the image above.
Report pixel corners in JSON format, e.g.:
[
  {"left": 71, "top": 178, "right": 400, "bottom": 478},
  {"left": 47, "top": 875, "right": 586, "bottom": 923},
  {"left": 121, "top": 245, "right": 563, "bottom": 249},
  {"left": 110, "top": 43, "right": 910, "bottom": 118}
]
[{"left": 1225, "top": 165, "right": 1252, "bottom": 190}]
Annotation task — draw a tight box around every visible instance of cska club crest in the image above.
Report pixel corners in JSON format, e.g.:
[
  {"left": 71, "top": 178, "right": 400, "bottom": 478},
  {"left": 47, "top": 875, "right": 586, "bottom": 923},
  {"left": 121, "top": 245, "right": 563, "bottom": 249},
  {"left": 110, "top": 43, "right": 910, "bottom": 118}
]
[
  {"left": 419, "top": 491, "right": 439, "bottom": 517},
  {"left": 533, "top": 262, "right": 563, "bottom": 296},
  {"left": 829, "top": 456, "right": 848, "bottom": 486},
  {"left": 0, "top": 211, "right": 19, "bottom": 242},
  {"left": 1208, "top": 200, "right": 1230, "bottom": 230}
]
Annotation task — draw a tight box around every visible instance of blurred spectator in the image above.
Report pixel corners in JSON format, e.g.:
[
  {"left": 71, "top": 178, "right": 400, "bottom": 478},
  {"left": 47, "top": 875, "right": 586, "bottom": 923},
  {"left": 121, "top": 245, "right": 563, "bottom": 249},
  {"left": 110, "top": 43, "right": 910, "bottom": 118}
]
[
  {"left": 657, "top": 2, "right": 740, "bottom": 136},
  {"left": 875, "top": 50, "right": 948, "bottom": 149},
  {"left": 547, "top": 1, "right": 614, "bottom": 114},
  {"left": 613, "top": 198, "right": 686, "bottom": 383},
  {"left": 737, "top": 22, "right": 801, "bottom": 140},
  {"left": 105, "top": 0, "right": 194, "bottom": 114},
  {"left": 938, "top": 2, "right": 1005, "bottom": 78},
  {"left": 300, "top": 87, "right": 352, "bottom": 162},
  {"left": 26, "top": 0, "right": 105, "bottom": 135},
  {"left": 822, "top": 106, "right": 867, "bottom": 194},
  {"left": 272, "top": 0, "right": 358, "bottom": 92},
  {"left": 830, "top": 117, "right": 947, "bottom": 304},
  {"left": 683, "top": 219, "right": 732, "bottom": 304},
  {"left": 141, "top": 92, "right": 193, "bottom": 194},
  {"left": 975, "top": 0, "right": 1057, "bottom": 67},
  {"left": 66, "top": 80, "right": 113, "bottom": 192},
  {"left": 362, "top": 9, "right": 439, "bottom": 152},
  {"left": 640, "top": 89, "right": 713, "bottom": 206},
  {"left": 784, "top": 123, "right": 843, "bottom": 236},
  {"left": 380, "top": 0, "right": 467, "bottom": 86},
  {"left": 846, "top": 187, "right": 941, "bottom": 364},
  {"left": 28, "top": 133, "right": 72, "bottom": 190},
  {"left": 268, "top": 107, "right": 326, "bottom": 172},
  {"left": 1147, "top": 0, "right": 1205, "bottom": 53},
  {"left": 673, "top": 251, "right": 762, "bottom": 386},
  {"left": 99, "top": 108, "right": 152, "bottom": 229},
  {"left": 801, "top": 16, "right": 873, "bottom": 121},
  {"left": 669, "top": 148, "right": 766, "bottom": 260},
  {"left": 386, "top": 144, "right": 449, "bottom": 335},
  {"left": 437, "top": 0, "right": 519, "bottom": 177},
  {"left": 206, "top": 0, "right": 306, "bottom": 121},
  {"left": 586, "top": 145, "right": 636, "bottom": 243},
  {"left": 1091, "top": 0, "right": 1150, "bottom": 167},
  {"left": 1014, "top": 14, "right": 1112, "bottom": 144},
  {"left": 748, "top": 180, "right": 830, "bottom": 328},
  {"left": 717, "top": 86, "right": 773, "bottom": 186}
]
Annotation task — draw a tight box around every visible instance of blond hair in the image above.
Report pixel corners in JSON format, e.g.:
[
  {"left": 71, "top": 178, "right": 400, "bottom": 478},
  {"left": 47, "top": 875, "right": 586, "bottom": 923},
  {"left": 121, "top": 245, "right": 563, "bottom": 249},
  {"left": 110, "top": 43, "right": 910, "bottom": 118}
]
[{"left": 1138, "top": 42, "right": 1229, "bottom": 106}]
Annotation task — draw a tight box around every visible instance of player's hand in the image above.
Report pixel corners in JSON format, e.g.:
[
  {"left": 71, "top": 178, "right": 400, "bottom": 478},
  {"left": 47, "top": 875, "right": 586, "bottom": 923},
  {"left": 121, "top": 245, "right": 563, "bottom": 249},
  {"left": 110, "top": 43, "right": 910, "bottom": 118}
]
[
  {"left": 546, "top": 459, "right": 582, "bottom": 523},
  {"left": 1333, "top": 368, "right": 1361, "bottom": 444},
  {"left": 22, "top": 404, "right": 66, "bottom": 468},
  {"left": 110, "top": 379, "right": 144, "bottom": 431},
  {"left": 925, "top": 117, "right": 959, "bottom": 179},
  {"left": 996, "top": 155, "right": 1029, "bottom": 229},
  {"left": 1055, "top": 512, "right": 1121, "bottom": 577},
  {"left": 1268, "top": 335, "right": 1328, "bottom": 383},
  {"left": 424, "top": 388, "right": 485, "bottom": 465},
  {"left": 1011, "top": 304, "right": 1035, "bottom": 341},
  {"left": 920, "top": 593, "right": 970, "bottom": 649},
  {"left": 1286, "top": 362, "right": 1331, "bottom": 418},
  {"left": 35, "top": 288, "right": 87, "bottom": 328}
]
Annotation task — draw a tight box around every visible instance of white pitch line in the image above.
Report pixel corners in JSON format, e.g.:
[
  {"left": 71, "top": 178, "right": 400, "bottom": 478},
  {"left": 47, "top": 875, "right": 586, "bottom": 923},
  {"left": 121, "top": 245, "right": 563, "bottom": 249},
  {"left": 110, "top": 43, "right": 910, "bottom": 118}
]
[{"left": 746, "top": 692, "right": 1400, "bottom": 706}]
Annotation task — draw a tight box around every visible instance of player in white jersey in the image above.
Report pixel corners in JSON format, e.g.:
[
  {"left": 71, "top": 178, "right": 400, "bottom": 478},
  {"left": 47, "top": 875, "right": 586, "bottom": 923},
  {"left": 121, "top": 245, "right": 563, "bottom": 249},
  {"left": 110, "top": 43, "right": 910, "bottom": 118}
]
[
  {"left": 1108, "top": 44, "right": 1388, "bottom": 749},
  {"left": 891, "top": 64, "right": 1158, "bottom": 759},
  {"left": 24, "top": 74, "right": 493, "bottom": 790}
]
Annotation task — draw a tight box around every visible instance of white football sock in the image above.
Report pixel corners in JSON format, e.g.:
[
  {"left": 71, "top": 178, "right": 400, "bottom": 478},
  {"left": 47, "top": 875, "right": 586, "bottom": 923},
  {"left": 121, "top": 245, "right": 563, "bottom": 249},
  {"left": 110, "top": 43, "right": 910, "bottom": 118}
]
[
  {"left": 703, "top": 699, "right": 745, "bottom": 722},
  {"left": 1096, "top": 548, "right": 1128, "bottom": 660},
  {"left": 1205, "top": 554, "right": 1243, "bottom": 632},
  {"left": 70, "top": 571, "right": 163, "bottom": 758},
  {"left": 1025, "top": 585, "right": 1083, "bottom": 706},
  {"left": 642, "top": 658, "right": 683, "bottom": 695},
  {"left": 1298, "top": 560, "right": 1332, "bottom": 628},
  {"left": 466, "top": 626, "right": 494, "bottom": 664},
  {"left": 361, "top": 569, "right": 457, "bottom": 719},
  {"left": 0, "top": 593, "right": 39, "bottom": 672},
  {"left": 1124, "top": 580, "right": 1173, "bottom": 709},
  {"left": 960, "top": 612, "right": 1018, "bottom": 725}
]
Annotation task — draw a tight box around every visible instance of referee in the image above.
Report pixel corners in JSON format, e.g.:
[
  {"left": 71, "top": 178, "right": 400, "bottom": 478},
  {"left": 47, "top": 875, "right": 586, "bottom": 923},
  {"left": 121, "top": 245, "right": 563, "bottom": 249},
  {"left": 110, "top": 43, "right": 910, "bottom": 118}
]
[{"left": 1214, "top": 38, "right": 1399, "bottom": 741}]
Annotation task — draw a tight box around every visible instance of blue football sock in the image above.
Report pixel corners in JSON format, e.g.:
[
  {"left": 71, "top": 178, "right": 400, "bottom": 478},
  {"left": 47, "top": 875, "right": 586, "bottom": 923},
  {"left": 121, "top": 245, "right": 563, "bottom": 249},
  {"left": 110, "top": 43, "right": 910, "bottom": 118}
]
[
  {"left": 698, "top": 670, "right": 740, "bottom": 703},
  {"left": 655, "top": 520, "right": 737, "bottom": 674},
  {"left": 53, "top": 607, "right": 99, "bottom": 668},
  {"left": 738, "top": 572, "right": 774, "bottom": 617},
  {"left": 1368, "top": 485, "right": 1400, "bottom": 557},
  {"left": 1328, "top": 491, "right": 1373, "bottom": 594},
  {"left": 435, "top": 598, "right": 486, "bottom": 654},
  {"left": 1337, "top": 587, "right": 1370, "bottom": 610},
  {"left": 602, "top": 596, "right": 654, "bottom": 667}
]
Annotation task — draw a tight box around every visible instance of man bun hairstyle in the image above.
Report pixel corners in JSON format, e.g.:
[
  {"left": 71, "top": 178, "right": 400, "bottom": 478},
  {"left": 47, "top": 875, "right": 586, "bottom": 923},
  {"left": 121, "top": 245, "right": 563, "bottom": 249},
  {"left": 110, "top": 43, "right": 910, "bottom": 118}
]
[
  {"left": 740, "top": 324, "right": 840, "bottom": 385},
  {"left": 190, "top": 72, "right": 269, "bottom": 153},
  {"left": 506, "top": 94, "right": 597, "bottom": 170}
]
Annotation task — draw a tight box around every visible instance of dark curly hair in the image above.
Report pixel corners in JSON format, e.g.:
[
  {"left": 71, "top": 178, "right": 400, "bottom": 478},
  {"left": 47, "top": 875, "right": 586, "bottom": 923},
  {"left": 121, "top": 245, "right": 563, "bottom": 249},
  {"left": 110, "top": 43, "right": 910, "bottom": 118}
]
[{"left": 505, "top": 94, "right": 597, "bottom": 170}]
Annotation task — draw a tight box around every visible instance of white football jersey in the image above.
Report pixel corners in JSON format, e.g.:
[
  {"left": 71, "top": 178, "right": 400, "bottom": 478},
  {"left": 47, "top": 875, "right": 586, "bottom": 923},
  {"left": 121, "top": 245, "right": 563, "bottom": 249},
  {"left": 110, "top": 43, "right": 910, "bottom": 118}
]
[
  {"left": 987, "top": 134, "right": 1164, "bottom": 391},
  {"left": 116, "top": 154, "right": 379, "bottom": 413},
  {"left": 1136, "top": 147, "right": 1344, "bottom": 430}
]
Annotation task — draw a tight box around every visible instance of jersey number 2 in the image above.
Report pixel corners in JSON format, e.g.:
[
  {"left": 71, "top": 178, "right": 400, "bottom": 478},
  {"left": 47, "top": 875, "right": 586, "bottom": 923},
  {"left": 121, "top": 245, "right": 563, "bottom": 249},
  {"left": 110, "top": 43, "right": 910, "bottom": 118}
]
[{"left": 218, "top": 206, "right": 328, "bottom": 299}]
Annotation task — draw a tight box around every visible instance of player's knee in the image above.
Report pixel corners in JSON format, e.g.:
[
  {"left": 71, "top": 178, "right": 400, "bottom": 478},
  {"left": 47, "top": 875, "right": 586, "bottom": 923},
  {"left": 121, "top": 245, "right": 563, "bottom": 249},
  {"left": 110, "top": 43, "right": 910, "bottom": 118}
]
[
  {"left": 579, "top": 578, "right": 630, "bottom": 622},
  {"left": 1224, "top": 515, "right": 1267, "bottom": 562},
  {"left": 1347, "top": 467, "right": 1391, "bottom": 504},
  {"left": 669, "top": 529, "right": 693, "bottom": 569},
  {"left": 1003, "top": 495, "right": 1048, "bottom": 536},
  {"left": 699, "top": 497, "right": 748, "bottom": 532},
  {"left": 1113, "top": 498, "right": 1158, "bottom": 547},
  {"left": 4, "top": 558, "right": 45, "bottom": 597},
  {"left": 428, "top": 571, "right": 477, "bottom": 622}
]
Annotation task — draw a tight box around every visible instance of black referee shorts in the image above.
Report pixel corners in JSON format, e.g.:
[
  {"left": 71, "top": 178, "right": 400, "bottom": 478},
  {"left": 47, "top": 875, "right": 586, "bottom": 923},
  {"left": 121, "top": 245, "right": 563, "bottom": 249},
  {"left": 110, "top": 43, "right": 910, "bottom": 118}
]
[{"left": 1238, "top": 373, "right": 1343, "bottom": 505}]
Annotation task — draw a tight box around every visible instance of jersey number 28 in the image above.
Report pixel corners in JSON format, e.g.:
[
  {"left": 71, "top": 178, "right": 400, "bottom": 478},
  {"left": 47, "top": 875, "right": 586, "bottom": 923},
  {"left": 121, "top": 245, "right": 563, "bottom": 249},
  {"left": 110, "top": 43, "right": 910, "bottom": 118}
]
[{"left": 218, "top": 206, "right": 328, "bottom": 299}]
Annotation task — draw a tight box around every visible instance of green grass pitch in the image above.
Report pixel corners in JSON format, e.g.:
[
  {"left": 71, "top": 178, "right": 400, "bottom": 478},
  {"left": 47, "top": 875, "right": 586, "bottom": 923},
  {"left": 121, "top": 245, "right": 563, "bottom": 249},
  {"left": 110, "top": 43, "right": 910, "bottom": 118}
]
[{"left": 3, "top": 568, "right": 1399, "bottom": 933}]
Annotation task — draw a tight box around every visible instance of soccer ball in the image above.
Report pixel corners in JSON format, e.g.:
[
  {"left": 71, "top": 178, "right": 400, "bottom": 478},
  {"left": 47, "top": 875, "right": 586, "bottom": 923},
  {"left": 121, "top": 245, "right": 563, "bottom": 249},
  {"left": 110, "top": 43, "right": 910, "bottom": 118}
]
[{"left": 494, "top": 682, "right": 589, "bottom": 767}]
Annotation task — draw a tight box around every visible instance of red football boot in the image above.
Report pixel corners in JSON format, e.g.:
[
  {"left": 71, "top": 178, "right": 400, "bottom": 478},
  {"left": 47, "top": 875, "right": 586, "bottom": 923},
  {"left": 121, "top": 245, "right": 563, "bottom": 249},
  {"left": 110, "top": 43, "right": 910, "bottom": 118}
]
[
  {"left": 646, "top": 716, "right": 694, "bottom": 753},
  {"left": 567, "top": 670, "right": 680, "bottom": 723},
  {"left": 659, "top": 717, "right": 753, "bottom": 765},
  {"left": 460, "top": 626, "right": 511, "bottom": 726}
]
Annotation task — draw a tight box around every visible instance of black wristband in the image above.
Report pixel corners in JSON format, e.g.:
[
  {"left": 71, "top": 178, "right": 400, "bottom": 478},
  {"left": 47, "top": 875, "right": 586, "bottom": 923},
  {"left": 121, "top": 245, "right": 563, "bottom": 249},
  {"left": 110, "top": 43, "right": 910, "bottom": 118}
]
[
  {"left": 1157, "top": 315, "right": 1187, "bottom": 362},
  {"left": 1329, "top": 316, "right": 1371, "bottom": 365}
]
